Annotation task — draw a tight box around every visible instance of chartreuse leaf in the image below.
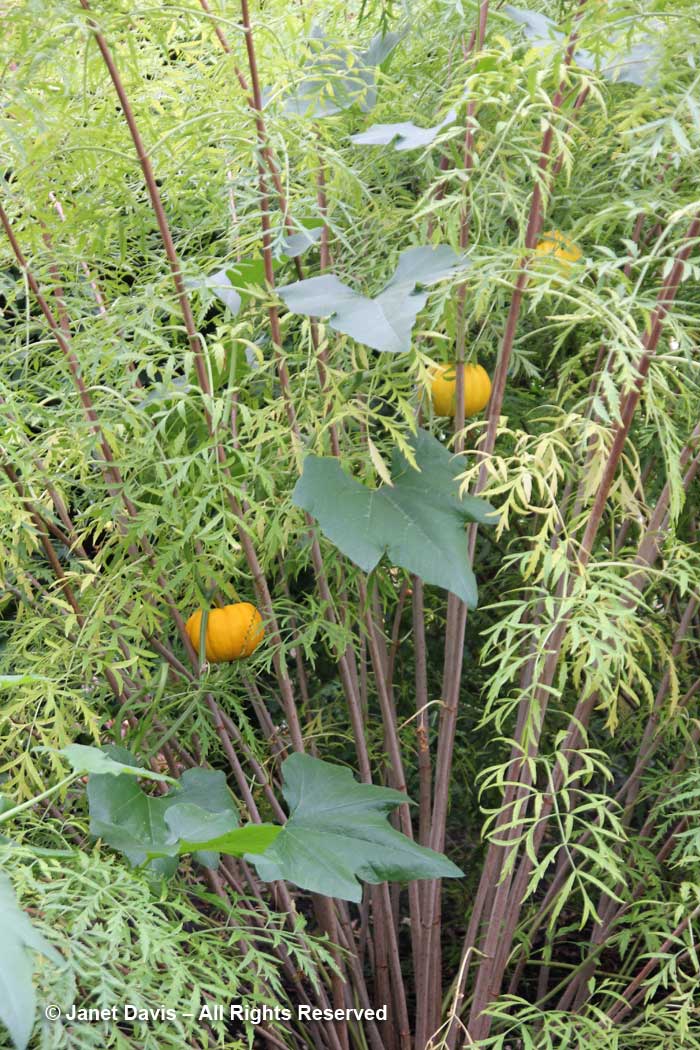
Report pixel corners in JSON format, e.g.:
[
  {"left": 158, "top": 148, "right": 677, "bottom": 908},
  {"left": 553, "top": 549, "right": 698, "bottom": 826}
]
[
  {"left": 58, "top": 743, "right": 177, "bottom": 783},
  {"left": 293, "top": 428, "right": 497, "bottom": 607},
  {"left": 162, "top": 805, "right": 281, "bottom": 859},
  {"left": 86, "top": 747, "right": 278, "bottom": 873},
  {"left": 251, "top": 754, "right": 464, "bottom": 903},
  {"left": 0, "top": 875, "right": 62, "bottom": 1050},
  {"left": 278, "top": 245, "right": 466, "bottom": 353},
  {"left": 0, "top": 674, "right": 51, "bottom": 688},
  {"left": 350, "top": 108, "right": 457, "bottom": 152}
]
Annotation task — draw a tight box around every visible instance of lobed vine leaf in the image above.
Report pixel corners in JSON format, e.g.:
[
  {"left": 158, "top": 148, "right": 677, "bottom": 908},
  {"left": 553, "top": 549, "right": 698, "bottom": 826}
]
[
  {"left": 251, "top": 754, "right": 464, "bottom": 902},
  {"left": 81, "top": 747, "right": 462, "bottom": 902},
  {"left": 278, "top": 245, "right": 467, "bottom": 353},
  {"left": 292, "top": 428, "right": 497, "bottom": 607},
  {"left": 86, "top": 747, "right": 278, "bottom": 873},
  {"left": 350, "top": 108, "right": 457, "bottom": 152}
]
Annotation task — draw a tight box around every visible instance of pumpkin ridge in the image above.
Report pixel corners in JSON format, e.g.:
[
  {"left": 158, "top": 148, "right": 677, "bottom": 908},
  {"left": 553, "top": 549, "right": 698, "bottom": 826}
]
[{"left": 241, "top": 603, "right": 262, "bottom": 656}]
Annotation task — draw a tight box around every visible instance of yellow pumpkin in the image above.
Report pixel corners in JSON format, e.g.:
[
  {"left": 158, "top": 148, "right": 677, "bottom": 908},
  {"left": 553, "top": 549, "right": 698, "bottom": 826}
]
[
  {"left": 533, "top": 230, "right": 583, "bottom": 271},
  {"left": 185, "top": 602, "right": 264, "bottom": 663},
  {"left": 430, "top": 362, "right": 492, "bottom": 418}
]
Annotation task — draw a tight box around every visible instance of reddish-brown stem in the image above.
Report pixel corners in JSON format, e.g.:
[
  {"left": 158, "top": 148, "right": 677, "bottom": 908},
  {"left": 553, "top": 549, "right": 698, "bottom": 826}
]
[
  {"left": 412, "top": 579, "right": 432, "bottom": 852},
  {"left": 624, "top": 594, "right": 699, "bottom": 810},
  {"left": 462, "top": 45, "right": 700, "bottom": 1050},
  {"left": 78, "top": 1, "right": 211, "bottom": 403},
  {"left": 203, "top": 0, "right": 356, "bottom": 758},
  {"left": 0, "top": 200, "right": 201, "bottom": 671},
  {"left": 458, "top": 213, "right": 700, "bottom": 1038},
  {"left": 71, "top": 5, "right": 305, "bottom": 750},
  {"left": 379, "top": 881, "right": 412, "bottom": 1050},
  {"left": 386, "top": 579, "right": 409, "bottom": 689},
  {"left": 500, "top": 550, "right": 698, "bottom": 991},
  {"left": 477, "top": 10, "right": 589, "bottom": 490},
  {"left": 197, "top": 0, "right": 294, "bottom": 227},
  {"left": 417, "top": 7, "right": 493, "bottom": 1040},
  {"left": 557, "top": 589, "right": 700, "bottom": 1010},
  {"left": 0, "top": 203, "right": 123, "bottom": 494},
  {"left": 317, "top": 159, "right": 332, "bottom": 272},
  {"left": 608, "top": 904, "right": 700, "bottom": 1023},
  {"left": 578, "top": 219, "right": 700, "bottom": 562},
  {"left": 455, "top": 0, "right": 590, "bottom": 895},
  {"left": 371, "top": 885, "right": 396, "bottom": 1050},
  {"left": 359, "top": 580, "right": 423, "bottom": 995},
  {"left": 198, "top": 0, "right": 343, "bottom": 457}
]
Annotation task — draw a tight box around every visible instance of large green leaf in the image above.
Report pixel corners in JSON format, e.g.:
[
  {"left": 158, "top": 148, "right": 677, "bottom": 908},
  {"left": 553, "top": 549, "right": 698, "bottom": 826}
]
[
  {"left": 162, "top": 804, "right": 281, "bottom": 859},
  {"left": 0, "top": 876, "right": 62, "bottom": 1050},
  {"left": 251, "top": 754, "right": 464, "bottom": 902},
  {"left": 87, "top": 748, "right": 278, "bottom": 871},
  {"left": 350, "top": 108, "right": 457, "bottom": 152},
  {"left": 293, "top": 428, "right": 497, "bottom": 607},
  {"left": 278, "top": 245, "right": 466, "bottom": 353},
  {"left": 83, "top": 749, "right": 461, "bottom": 901}
]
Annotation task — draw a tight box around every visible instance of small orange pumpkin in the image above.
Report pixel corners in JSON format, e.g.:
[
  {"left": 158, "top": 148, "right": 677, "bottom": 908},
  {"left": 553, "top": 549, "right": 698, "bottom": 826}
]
[
  {"left": 430, "top": 362, "right": 492, "bottom": 418},
  {"left": 185, "top": 603, "right": 264, "bottom": 663},
  {"left": 533, "top": 230, "right": 583, "bottom": 272}
]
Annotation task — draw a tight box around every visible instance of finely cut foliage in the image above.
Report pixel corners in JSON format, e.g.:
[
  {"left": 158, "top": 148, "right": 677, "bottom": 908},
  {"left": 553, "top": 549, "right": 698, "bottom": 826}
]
[{"left": 0, "top": 846, "right": 334, "bottom": 1050}]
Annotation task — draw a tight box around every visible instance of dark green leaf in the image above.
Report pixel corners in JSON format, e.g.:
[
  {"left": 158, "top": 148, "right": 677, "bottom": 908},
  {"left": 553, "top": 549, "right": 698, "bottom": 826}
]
[
  {"left": 86, "top": 749, "right": 278, "bottom": 870},
  {"left": 293, "top": 428, "right": 497, "bottom": 607},
  {"left": 251, "top": 754, "right": 464, "bottom": 902},
  {"left": 87, "top": 749, "right": 241, "bottom": 866}
]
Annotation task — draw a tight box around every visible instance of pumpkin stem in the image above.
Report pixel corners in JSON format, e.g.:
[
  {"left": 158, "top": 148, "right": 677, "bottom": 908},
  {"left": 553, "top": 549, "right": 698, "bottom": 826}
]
[
  {"left": 193, "top": 563, "right": 226, "bottom": 607},
  {"left": 198, "top": 608, "right": 210, "bottom": 671},
  {"left": 224, "top": 581, "right": 243, "bottom": 604}
]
